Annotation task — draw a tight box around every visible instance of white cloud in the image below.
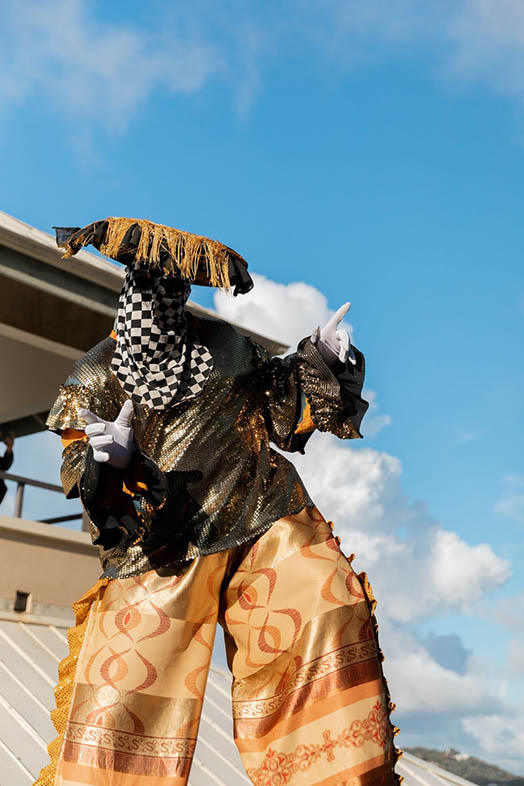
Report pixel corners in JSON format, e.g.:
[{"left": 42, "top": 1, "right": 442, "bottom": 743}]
[
  {"left": 215, "top": 272, "right": 354, "bottom": 349},
  {"left": 291, "top": 436, "right": 402, "bottom": 529},
  {"left": 430, "top": 529, "right": 510, "bottom": 609},
  {"left": 319, "top": 0, "right": 524, "bottom": 112},
  {"left": 382, "top": 622, "right": 524, "bottom": 773},
  {"left": 447, "top": 1, "right": 524, "bottom": 99},
  {"left": 4, "top": 0, "right": 524, "bottom": 135},
  {"left": 492, "top": 590, "right": 524, "bottom": 633},
  {"left": 292, "top": 434, "right": 510, "bottom": 622},
  {"left": 303, "top": 0, "right": 450, "bottom": 54},
  {"left": 456, "top": 429, "right": 479, "bottom": 443},
  {"left": 384, "top": 625, "right": 495, "bottom": 715},
  {"left": 361, "top": 389, "right": 392, "bottom": 438},
  {"left": 0, "top": 0, "right": 275, "bottom": 132},
  {"left": 506, "top": 637, "right": 524, "bottom": 678},
  {"left": 227, "top": 19, "right": 266, "bottom": 115},
  {"left": 494, "top": 473, "right": 524, "bottom": 524},
  {"left": 0, "top": 0, "right": 220, "bottom": 132},
  {"left": 463, "top": 713, "right": 524, "bottom": 773}
]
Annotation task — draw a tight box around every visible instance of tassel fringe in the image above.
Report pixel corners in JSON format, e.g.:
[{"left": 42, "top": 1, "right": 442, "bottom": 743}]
[
  {"left": 64, "top": 217, "right": 233, "bottom": 289},
  {"left": 358, "top": 570, "right": 404, "bottom": 785}
]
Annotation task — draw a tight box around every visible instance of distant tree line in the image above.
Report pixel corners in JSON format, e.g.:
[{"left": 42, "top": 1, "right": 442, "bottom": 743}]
[{"left": 405, "top": 748, "right": 524, "bottom": 786}]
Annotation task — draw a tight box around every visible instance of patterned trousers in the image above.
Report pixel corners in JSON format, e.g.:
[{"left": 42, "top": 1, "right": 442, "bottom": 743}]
[{"left": 35, "top": 507, "right": 400, "bottom": 786}]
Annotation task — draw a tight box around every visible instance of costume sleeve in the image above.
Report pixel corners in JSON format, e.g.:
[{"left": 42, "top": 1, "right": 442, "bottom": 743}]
[
  {"left": 0, "top": 450, "right": 14, "bottom": 472},
  {"left": 47, "top": 383, "right": 94, "bottom": 499},
  {"left": 253, "top": 337, "right": 368, "bottom": 454},
  {"left": 47, "top": 384, "right": 168, "bottom": 548},
  {"left": 80, "top": 446, "right": 168, "bottom": 548}
]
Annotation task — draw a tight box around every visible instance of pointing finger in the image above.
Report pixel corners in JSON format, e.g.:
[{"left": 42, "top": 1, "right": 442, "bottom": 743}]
[{"left": 326, "top": 302, "right": 351, "bottom": 331}]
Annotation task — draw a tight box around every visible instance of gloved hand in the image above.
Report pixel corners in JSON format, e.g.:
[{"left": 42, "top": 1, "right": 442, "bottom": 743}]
[
  {"left": 79, "top": 400, "right": 135, "bottom": 469},
  {"left": 311, "top": 302, "right": 357, "bottom": 367}
]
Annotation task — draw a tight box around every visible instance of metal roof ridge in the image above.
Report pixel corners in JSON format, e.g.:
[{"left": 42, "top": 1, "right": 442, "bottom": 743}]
[
  {"left": 0, "top": 209, "right": 124, "bottom": 290},
  {"left": 401, "top": 752, "right": 479, "bottom": 786}
]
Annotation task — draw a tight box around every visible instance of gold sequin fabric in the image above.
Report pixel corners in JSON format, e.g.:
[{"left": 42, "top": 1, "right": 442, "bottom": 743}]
[
  {"left": 296, "top": 337, "right": 362, "bottom": 439},
  {"left": 47, "top": 316, "right": 359, "bottom": 580},
  {"left": 59, "top": 438, "right": 89, "bottom": 500}
]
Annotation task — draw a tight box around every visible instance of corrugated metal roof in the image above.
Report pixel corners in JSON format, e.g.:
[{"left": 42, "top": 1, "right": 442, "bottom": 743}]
[
  {"left": 0, "top": 616, "right": 478, "bottom": 786},
  {"left": 397, "top": 753, "right": 480, "bottom": 786}
]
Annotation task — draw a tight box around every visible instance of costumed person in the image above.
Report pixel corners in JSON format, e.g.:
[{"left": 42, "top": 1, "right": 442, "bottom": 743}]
[
  {"left": 0, "top": 431, "right": 15, "bottom": 506},
  {"left": 34, "top": 217, "right": 401, "bottom": 786}
]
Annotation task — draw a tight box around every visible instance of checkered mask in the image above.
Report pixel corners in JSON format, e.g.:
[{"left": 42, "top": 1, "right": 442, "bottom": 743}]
[{"left": 111, "top": 268, "right": 213, "bottom": 410}]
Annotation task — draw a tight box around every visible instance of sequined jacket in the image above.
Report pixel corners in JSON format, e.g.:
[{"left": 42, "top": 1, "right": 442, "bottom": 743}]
[{"left": 47, "top": 314, "right": 368, "bottom": 579}]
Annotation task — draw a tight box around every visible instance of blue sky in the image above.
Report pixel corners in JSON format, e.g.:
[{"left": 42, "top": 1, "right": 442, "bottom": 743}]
[{"left": 1, "top": 0, "right": 523, "bottom": 773}]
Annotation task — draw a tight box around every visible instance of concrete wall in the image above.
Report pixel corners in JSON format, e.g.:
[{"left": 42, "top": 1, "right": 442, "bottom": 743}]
[{"left": 0, "top": 515, "right": 100, "bottom": 616}]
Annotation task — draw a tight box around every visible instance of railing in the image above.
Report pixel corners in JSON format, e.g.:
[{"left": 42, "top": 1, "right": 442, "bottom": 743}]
[{"left": 0, "top": 471, "right": 82, "bottom": 524}]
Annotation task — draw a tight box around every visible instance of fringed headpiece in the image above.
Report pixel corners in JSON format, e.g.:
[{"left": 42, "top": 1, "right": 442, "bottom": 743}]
[{"left": 53, "top": 217, "right": 253, "bottom": 295}]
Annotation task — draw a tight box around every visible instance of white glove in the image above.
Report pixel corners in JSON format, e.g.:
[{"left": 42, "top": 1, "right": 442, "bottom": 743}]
[
  {"left": 79, "top": 400, "right": 135, "bottom": 470},
  {"left": 311, "top": 302, "right": 357, "bottom": 366}
]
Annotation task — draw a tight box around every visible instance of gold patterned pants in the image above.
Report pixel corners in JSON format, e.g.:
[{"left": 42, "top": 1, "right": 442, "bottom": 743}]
[{"left": 35, "top": 507, "right": 400, "bottom": 786}]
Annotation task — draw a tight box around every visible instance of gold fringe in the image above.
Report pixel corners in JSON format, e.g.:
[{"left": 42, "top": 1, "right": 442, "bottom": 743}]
[
  {"left": 98, "top": 217, "right": 232, "bottom": 289},
  {"left": 33, "top": 578, "right": 110, "bottom": 786},
  {"left": 358, "top": 570, "right": 404, "bottom": 785}
]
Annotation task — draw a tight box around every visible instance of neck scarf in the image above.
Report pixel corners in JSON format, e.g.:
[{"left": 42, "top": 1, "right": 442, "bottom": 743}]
[{"left": 110, "top": 268, "right": 213, "bottom": 410}]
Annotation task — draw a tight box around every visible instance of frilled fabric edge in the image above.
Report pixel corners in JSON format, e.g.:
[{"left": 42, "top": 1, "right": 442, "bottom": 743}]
[
  {"left": 248, "top": 338, "right": 310, "bottom": 453},
  {"left": 60, "top": 438, "right": 89, "bottom": 500},
  {"left": 33, "top": 578, "right": 110, "bottom": 786},
  {"left": 296, "top": 338, "right": 362, "bottom": 440},
  {"left": 357, "top": 569, "right": 404, "bottom": 785}
]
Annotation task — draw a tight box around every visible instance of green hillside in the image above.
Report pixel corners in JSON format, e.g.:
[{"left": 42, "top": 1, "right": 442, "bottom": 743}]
[{"left": 405, "top": 748, "right": 524, "bottom": 786}]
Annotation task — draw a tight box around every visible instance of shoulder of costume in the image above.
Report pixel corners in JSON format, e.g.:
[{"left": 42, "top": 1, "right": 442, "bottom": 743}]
[
  {"left": 65, "top": 335, "right": 116, "bottom": 389},
  {"left": 188, "top": 313, "right": 258, "bottom": 377},
  {"left": 190, "top": 312, "right": 249, "bottom": 345}
]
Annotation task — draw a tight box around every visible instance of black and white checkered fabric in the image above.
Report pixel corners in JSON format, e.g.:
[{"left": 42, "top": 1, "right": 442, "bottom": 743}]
[{"left": 111, "top": 269, "right": 213, "bottom": 410}]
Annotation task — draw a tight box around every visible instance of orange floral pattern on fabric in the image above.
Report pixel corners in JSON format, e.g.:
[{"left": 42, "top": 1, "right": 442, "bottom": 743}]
[{"left": 246, "top": 700, "right": 388, "bottom": 785}]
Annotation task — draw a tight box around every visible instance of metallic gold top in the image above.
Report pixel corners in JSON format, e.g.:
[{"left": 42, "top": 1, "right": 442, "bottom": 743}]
[{"left": 47, "top": 315, "right": 363, "bottom": 579}]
